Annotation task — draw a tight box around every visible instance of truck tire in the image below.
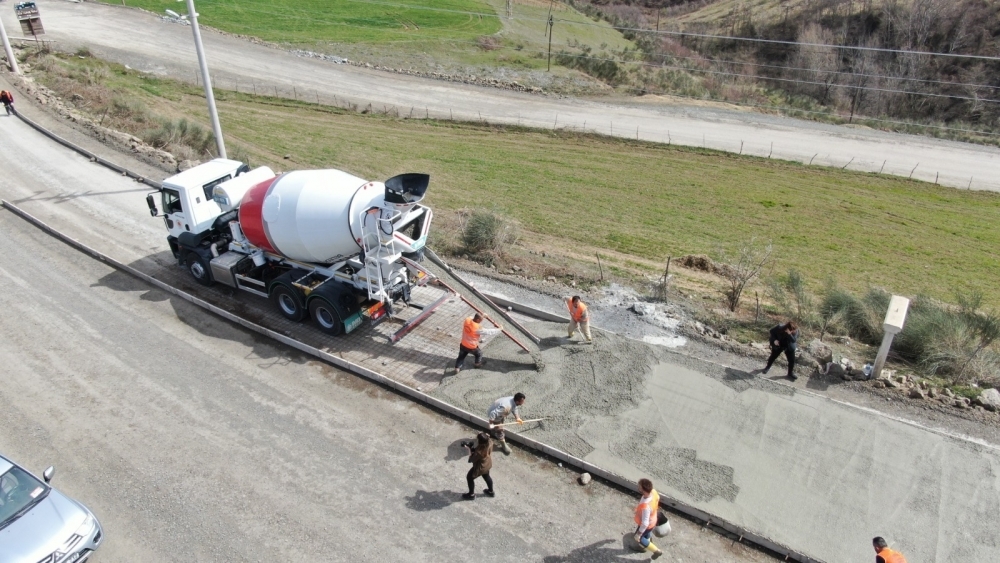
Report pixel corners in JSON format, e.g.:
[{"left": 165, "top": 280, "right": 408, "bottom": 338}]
[
  {"left": 309, "top": 298, "right": 345, "bottom": 336},
  {"left": 270, "top": 282, "right": 307, "bottom": 322},
  {"left": 186, "top": 252, "right": 213, "bottom": 286}
]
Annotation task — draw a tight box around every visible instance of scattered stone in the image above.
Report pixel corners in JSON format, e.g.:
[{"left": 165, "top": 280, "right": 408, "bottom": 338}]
[
  {"left": 546, "top": 276, "right": 556, "bottom": 282},
  {"left": 836, "top": 335, "right": 852, "bottom": 345},
  {"left": 978, "top": 388, "right": 1000, "bottom": 412},
  {"left": 909, "top": 388, "right": 926, "bottom": 400},
  {"left": 825, "top": 362, "right": 846, "bottom": 378},
  {"left": 943, "top": 388, "right": 955, "bottom": 398},
  {"left": 631, "top": 302, "right": 656, "bottom": 317},
  {"left": 928, "top": 388, "right": 938, "bottom": 398},
  {"left": 841, "top": 371, "right": 853, "bottom": 381},
  {"left": 955, "top": 399, "right": 970, "bottom": 409},
  {"left": 750, "top": 342, "right": 767, "bottom": 351},
  {"left": 885, "top": 378, "right": 899, "bottom": 389},
  {"left": 873, "top": 380, "right": 886, "bottom": 388},
  {"left": 807, "top": 339, "right": 834, "bottom": 364},
  {"left": 283, "top": 154, "right": 292, "bottom": 159},
  {"left": 579, "top": 473, "right": 591, "bottom": 486},
  {"left": 512, "top": 265, "right": 521, "bottom": 272}
]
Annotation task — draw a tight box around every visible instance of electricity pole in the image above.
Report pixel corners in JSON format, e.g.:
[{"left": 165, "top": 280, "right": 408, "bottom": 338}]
[
  {"left": 184, "top": 0, "right": 227, "bottom": 158},
  {"left": 0, "top": 14, "right": 21, "bottom": 74},
  {"left": 546, "top": 15, "right": 554, "bottom": 72}
]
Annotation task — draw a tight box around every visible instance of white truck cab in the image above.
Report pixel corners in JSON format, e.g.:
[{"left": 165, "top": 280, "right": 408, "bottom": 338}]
[{"left": 158, "top": 159, "right": 248, "bottom": 238}]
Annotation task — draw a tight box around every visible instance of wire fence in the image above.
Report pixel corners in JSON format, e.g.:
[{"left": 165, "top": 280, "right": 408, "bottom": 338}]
[{"left": 199, "top": 70, "right": 998, "bottom": 192}]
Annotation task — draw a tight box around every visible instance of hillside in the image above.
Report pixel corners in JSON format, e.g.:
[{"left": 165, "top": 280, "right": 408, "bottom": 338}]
[{"left": 570, "top": 0, "right": 1000, "bottom": 142}]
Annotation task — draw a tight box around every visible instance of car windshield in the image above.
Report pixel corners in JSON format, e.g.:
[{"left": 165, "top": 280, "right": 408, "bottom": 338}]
[{"left": 0, "top": 466, "right": 49, "bottom": 530}]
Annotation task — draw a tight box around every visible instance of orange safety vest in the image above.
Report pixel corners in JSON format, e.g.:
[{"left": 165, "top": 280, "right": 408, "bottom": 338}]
[
  {"left": 568, "top": 300, "right": 588, "bottom": 322},
  {"left": 877, "top": 548, "right": 907, "bottom": 563},
  {"left": 461, "top": 317, "right": 481, "bottom": 349},
  {"left": 634, "top": 490, "right": 660, "bottom": 530}
]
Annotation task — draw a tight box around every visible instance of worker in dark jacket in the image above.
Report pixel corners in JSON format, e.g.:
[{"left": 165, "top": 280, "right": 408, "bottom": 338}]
[
  {"left": 873, "top": 537, "right": 907, "bottom": 563},
  {"left": 762, "top": 321, "right": 799, "bottom": 380},
  {"left": 462, "top": 432, "right": 494, "bottom": 500}
]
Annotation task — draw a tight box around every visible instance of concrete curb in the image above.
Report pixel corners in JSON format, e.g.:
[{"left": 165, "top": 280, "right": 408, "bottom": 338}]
[{"left": 5, "top": 110, "right": 824, "bottom": 563}]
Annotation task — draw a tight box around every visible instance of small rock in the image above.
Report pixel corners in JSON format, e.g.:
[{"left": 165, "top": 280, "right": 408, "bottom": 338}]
[
  {"left": 283, "top": 154, "right": 292, "bottom": 159},
  {"left": 546, "top": 276, "right": 556, "bottom": 282},
  {"left": 873, "top": 380, "right": 886, "bottom": 388},
  {"left": 943, "top": 388, "right": 955, "bottom": 398},
  {"left": 750, "top": 342, "right": 766, "bottom": 350},
  {"left": 825, "top": 362, "right": 846, "bottom": 378},
  {"left": 841, "top": 372, "right": 853, "bottom": 381},
  {"left": 909, "top": 388, "right": 926, "bottom": 400},
  {"left": 807, "top": 339, "right": 834, "bottom": 364},
  {"left": 955, "top": 399, "right": 969, "bottom": 409},
  {"left": 978, "top": 388, "right": 1000, "bottom": 412},
  {"left": 579, "top": 472, "right": 592, "bottom": 486},
  {"left": 928, "top": 388, "right": 938, "bottom": 398},
  {"left": 631, "top": 302, "right": 656, "bottom": 317},
  {"left": 512, "top": 265, "right": 521, "bottom": 271},
  {"left": 885, "top": 378, "right": 899, "bottom": 389}
]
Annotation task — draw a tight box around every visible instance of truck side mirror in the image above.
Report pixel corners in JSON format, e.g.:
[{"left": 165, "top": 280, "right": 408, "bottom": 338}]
[
  {"left": 146, "top": 193, "right": 159, "bottom": 217},
  {"left": 42, "top": 466, "right": 55, "bottom": 483}
]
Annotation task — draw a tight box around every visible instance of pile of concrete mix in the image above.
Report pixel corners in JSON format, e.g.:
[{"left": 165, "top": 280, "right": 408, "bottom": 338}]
[{"left": 432, "top": 319, "right": 742, "bottom": 504}]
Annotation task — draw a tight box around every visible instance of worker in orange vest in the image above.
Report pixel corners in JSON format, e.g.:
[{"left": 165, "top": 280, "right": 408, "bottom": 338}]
[
  {"left": 633, "top": 478, "right": 664, "bottom": 559},
  {"left": 454, "top": 313, "right": 501, "bottom": 373},
  {"left": 564, "top": 295, "right": 592, "bottom": 343},
  {"left": 873, "top": 537, "right": 907, "bottom": 563}
]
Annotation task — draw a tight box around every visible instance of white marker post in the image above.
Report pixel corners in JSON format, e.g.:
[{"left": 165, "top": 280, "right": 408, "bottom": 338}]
[{"left": 873, "top": 295, "right": 909, "bottom": 380}]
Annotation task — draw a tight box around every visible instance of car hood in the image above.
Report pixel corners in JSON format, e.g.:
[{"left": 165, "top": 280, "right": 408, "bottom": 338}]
[{"left": 0, "top": 489, "right": 88, "bottom": 562}]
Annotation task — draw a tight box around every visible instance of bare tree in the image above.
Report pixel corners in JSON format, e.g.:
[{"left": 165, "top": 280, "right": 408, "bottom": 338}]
[
  {"left": 719, "top": 237, "right": 773, "bottom": 312},
  {"left": 791, "top": 24, "right": 842, "bottom": 104}
]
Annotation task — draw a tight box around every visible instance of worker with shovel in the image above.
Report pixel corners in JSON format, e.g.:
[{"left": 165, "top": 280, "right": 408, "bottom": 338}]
[
  {"left": 487, "top": 393, "right": 525, "bottom": 455},
  {"left": 454, "top": 313, "right": 502, "bottom": 374},
  {"left": 564, "top": 296, "right": 592, "bottom": 343}
]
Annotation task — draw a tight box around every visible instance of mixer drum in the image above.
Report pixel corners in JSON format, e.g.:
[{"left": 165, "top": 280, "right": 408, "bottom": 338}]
[{"left": 238, "top": 169, "right": 386, "bottom": 263}]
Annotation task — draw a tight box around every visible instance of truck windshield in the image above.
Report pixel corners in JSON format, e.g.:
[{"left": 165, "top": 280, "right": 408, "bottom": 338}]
[{"left": 0, "top": 466, "right": 49, "bottom": 531}]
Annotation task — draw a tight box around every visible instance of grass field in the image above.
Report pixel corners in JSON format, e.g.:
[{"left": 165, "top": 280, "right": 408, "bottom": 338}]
[
  {"left": 30, "top": 52, "right": 1000, "bottom": 306},
  {"left": 102, "top": 0, "right": 634, "bottom": 89},
  {"left": 114, "top": 0, "right": 502, "bottom": 44}
]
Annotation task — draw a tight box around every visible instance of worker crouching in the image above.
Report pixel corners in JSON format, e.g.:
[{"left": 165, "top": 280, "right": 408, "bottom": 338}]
[
  {"left": 487, "top": 393, "right": 525, "bottom": 455},
  {"left": 565, "top": 295, "right": 592, "bottom": 343}
]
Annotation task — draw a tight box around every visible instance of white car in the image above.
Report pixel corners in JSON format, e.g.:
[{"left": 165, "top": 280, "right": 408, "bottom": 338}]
[{"left": 0, "top": 454, "right": 103, "bottom": 562}]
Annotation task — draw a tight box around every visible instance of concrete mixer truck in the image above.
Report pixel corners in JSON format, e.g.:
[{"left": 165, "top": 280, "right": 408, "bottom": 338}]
[{"left": 145, "top": 158, "right": 434, "bottom": 336}]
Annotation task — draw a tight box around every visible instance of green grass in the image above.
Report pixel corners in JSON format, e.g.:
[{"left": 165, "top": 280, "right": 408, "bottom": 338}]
[
  {"left": 112, "top": 0, "right": 501, "bottom": 44},
  {"left": 31, "top": 52, "right": 1000, "bottom": 307}
]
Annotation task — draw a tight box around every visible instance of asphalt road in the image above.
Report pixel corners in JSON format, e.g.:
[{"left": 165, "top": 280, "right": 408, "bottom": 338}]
[
  {"left": 0, "top": 92, "right": 770, "bottom": 561},
  {"left": 3, "top": 1, "right": 1000, "bottom": 191}
]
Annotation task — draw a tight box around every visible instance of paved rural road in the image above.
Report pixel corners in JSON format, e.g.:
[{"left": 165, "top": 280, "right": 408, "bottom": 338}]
[
  {"left": 0, "top": 119, "right": 771, "bottom": 560},
  {"left": 4, "top": 1, "right": 1000, "bottom": 191}
]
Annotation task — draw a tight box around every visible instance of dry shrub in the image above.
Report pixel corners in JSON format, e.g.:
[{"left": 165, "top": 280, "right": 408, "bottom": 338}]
[
  {"left": 477, "top": 36, "right": 501, "bottom": 51},
  {"left": 460, "top": 208, "right": 519, "bottom": 263}
]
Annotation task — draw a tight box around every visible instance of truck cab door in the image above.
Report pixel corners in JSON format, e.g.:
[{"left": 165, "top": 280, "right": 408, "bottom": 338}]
[{"left": 161, "top": 188, "right": 189, "bottom": 239}]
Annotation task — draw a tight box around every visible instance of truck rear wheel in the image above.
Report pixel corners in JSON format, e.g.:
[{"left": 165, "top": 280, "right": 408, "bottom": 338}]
[
  {"left": 309, "top": 298, "right": 345, "bottom": 336},
  {"left": 187, "top": 252, "right": 213, "bottom": 286},
  {"left": 270, "top": 283, "right": 306, "bottom": 322}
]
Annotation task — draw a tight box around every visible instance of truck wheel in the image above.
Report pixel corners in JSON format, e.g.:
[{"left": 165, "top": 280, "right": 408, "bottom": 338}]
[
  {"left": 271, "top": 283, "right": 306, "bottom": 322},
  {"left": 187, "top": 252, "right": 213, "bottom": 286},
  {"left": 309, "top": 298, "right": 344, "bottom": 336}
]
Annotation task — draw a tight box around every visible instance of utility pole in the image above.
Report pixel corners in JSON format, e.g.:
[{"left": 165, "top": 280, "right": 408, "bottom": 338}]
[
  {"left": 546, "top": 14, "right": 554, "bottom": 72},
  {"left": 185, "top": 0, "right": 227, "bottom": 159},
  {"left": 1, "top": 11, "right": 22, "bottom": 74},
  {"left": 656, "top": 9, "right": 660, "bottom": 32},
  {"left": 506, "top": 0, "right": 512, "bottom": 19}
]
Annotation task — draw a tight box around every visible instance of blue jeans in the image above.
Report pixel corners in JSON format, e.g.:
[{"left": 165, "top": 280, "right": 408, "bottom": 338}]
[{"left": 636, "top": 526, "right": 653, "bottom": 548}]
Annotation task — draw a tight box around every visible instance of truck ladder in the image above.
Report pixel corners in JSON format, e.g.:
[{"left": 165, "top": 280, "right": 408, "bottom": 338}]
[{"left": 359, "top": 207, "right": 401, "bottom": 302}]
